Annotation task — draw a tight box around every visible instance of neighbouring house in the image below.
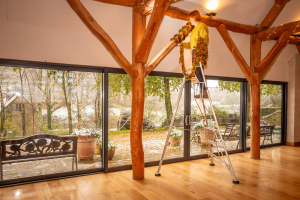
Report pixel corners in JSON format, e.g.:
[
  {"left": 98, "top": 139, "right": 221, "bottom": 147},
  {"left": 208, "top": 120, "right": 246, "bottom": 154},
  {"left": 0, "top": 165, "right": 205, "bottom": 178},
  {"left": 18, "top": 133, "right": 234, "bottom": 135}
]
[{"left": 0, "top": 92, "right": 39, "bottom": 136}]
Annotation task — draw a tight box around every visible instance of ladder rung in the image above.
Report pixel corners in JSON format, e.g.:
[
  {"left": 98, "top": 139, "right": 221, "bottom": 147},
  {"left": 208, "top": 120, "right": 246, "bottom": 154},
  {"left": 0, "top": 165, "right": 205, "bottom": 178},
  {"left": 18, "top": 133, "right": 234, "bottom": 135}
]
[
  {"left": 194, "top": 81, "right": 206, "bottom": 84},
  {"left": 206, "top": 140, "right": 225, "bottom": 148},
  {"left": 202, "top": 113, "right": 213, "bottom": 115},
  {"left": 206, "top": 140, "right": 216, "bottom": 145}
]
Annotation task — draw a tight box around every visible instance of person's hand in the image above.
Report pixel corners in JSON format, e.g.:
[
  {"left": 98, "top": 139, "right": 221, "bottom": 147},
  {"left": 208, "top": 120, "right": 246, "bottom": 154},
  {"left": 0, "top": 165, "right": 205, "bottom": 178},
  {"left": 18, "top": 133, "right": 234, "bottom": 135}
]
[{"left": 177, "top": 42, "right": 181, "bottom": 46}]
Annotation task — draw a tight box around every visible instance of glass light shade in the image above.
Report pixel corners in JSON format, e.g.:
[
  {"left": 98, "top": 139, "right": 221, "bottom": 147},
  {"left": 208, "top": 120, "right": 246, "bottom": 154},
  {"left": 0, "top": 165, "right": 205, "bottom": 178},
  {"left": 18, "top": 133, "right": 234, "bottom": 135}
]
[{"left": 206, "top": 0, "right": 219, "bottom": 11}]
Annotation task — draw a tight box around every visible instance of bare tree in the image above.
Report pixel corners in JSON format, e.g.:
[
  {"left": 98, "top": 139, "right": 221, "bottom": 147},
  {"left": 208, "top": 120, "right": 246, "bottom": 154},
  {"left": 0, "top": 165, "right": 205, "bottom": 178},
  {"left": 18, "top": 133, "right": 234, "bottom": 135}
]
[
  {"left": 13, "top": 68, "right": 26, "bottom": 136},
  {"left": 62, "top": 71, "right": 73, "bottom": 135},
  {"left": 76, "top": 72, "right": 83, "bottom": 130},
  {"left": 0, "top": 67, "right": 7, "bottom": 135}
]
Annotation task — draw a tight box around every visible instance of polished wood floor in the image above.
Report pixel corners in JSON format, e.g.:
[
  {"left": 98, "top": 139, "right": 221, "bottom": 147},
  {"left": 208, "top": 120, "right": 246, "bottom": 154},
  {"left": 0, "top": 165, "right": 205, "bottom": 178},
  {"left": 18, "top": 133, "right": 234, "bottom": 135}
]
[{"left": 0, "top": 146, "right": 299, "bottom": 200}]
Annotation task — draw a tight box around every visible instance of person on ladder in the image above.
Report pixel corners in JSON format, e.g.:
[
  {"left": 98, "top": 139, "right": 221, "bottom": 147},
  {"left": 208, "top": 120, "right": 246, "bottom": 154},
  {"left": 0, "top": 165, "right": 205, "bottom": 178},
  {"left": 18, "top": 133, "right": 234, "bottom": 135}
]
[{"left": 177, "top": 10, "right": 209, "bottom": 99}]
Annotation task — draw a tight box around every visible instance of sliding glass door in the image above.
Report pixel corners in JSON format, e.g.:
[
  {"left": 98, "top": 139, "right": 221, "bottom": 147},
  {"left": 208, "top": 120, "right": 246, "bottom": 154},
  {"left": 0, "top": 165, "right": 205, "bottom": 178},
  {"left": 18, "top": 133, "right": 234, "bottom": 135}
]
[
  {"left": 189, "top": 79, "right": 242, "bottom": 157},
  {"left": 246, "top": 83, "right": 284, "bottom": 148},
  {"left": 0, "top": 63, "right": 104, "bottom": 185},
  {"left": 107, "top": 71, "right": 185, "bottom": 168}
]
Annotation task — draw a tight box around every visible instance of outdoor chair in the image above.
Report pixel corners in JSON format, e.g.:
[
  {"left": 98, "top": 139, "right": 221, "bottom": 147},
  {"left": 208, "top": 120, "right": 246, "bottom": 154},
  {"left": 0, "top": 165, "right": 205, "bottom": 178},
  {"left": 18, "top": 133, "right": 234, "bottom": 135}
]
[
  {"left": 260, "top": 125, "right": 275, "bottom": 145},
  {"left": 190, "top": 122, "right": 201, "bottom": 143},
  {"left": 220, "top": 122, "right": 235, "bottom": 141}
]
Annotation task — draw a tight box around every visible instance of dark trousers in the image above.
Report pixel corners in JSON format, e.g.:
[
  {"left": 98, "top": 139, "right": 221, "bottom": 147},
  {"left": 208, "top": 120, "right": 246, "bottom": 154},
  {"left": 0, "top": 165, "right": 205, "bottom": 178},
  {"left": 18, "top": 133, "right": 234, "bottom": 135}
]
[{"left": 192, "top": 49, "right": 206, "bottom": 89}]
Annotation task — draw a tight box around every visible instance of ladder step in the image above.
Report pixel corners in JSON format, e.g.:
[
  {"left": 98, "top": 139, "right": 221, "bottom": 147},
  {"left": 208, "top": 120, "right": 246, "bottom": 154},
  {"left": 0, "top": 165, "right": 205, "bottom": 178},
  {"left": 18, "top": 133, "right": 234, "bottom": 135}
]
[
  {"left": 206, "top": 140, "right": 225, "bottom": 148},
  {"left": 202, "top": 113, "right": 213, "bottom": 115},
  {"left": 206, "top": 140, "right": 216, "bottom": 145},
  {"left": 193, "top": 81, "right": 206, "bottom": 84}
]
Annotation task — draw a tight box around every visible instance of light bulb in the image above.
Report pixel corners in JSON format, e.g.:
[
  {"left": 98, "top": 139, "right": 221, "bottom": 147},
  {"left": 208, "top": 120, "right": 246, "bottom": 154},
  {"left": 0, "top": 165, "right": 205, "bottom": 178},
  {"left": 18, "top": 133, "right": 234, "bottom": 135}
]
[{"left": 206, "top": 0, "right": 219, "bottom": 11}]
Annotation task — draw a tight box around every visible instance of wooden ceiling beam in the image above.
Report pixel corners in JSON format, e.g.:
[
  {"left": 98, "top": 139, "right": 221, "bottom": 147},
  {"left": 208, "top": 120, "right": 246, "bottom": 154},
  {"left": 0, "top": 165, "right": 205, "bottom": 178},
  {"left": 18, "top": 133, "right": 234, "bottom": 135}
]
[
  {"left": 297, "top": 44, "right": 300, "bottom": 54},
  {"left": 135, "top": 0, "right": 170, "bottom": 63},
  {"left": 217, "top": 24, "right": 256, "bottom": 84},
  {"left": 288, "top": 36, "right": 300, "bottom": 45},
  {"left": 136, "top": 0, "right": 153, "bottom": 15},
  {"left": 250, "top": 35, "right": 262, "bottom": 71},
  {"left": 260, "top": 41, "right": 288, "bottom": 82},
  {"left": 275, "top": 0, "right": 287, "bottom": 5},
  {"left": 138, "top": 0, "right": 183, "bottom": 15},
  {"left": 66, "top": 0, "right": 137, "bottom": 78},
  {"left": 93, "top": 0, "right": 137, "bottom": 7},
  {"left": 144, "top": 41, "right": 176, "bottom": 77},
  {"left": 257, "top": 0, "right": 290, "bottom": 33},
  {"left": 255, "top": 31, "right": 290, "bottom": 73},
  {"left": 256, "top": 20, "right": 300, "bottom": 41},
  {"left": 165, "top": 6, "right": 257, "bottom": 35}
]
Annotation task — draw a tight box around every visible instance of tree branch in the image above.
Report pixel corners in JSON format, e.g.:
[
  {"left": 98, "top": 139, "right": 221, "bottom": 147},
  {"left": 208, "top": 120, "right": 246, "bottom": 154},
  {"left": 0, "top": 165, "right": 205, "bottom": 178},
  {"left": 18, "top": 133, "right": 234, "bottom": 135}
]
[
  {"left": 255, "top": 31, "right": 290, "bottom": 73},
  {"left": 217, "top": 24, "right": 256, "bottom": 84},
  {"left": 144, "top": 41, "right": 176, "bottom": 77},
  {"left": 93, "top": 0, "right": 137, "bottom": 7},
  {"left": 256, "top": 20, "right": 300, "bottom": 41},
  {"left": 165, "top": 6, "right": 257, "bottom": 35},
  {"left": 135, "top": 0, "right": 170, "bottom": 63},
  {"left": 66, "top": 0, "right": 137, "bottom": 78},
  {"left": 51, "top": 104, "right": 65, "bottom": 114},
  {"left": 257, "top": 0, "right": 290, "bottom": 32}
]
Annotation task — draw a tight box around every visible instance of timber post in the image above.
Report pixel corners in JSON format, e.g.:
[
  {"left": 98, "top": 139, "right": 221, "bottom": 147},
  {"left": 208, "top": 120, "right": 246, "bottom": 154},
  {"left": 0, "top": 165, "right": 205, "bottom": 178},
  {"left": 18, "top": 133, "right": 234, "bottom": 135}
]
[
  {"left": 131, "top": 4, "right": 146, "bottom": 180},
  {"left": 250, "top": 36, "right": 261, "bottom": 159},
  {"left": 250, "top": 81, "right": 261, "bottom": 159},
  {"left": 130, "top": 63, "right": 145, "bottom": 179}
]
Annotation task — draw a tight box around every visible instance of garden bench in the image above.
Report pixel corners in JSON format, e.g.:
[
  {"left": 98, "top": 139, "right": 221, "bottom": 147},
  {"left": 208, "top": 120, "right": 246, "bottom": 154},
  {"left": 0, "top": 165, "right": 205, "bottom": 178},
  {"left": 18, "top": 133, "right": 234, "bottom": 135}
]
[{"left": 0, "top": 134, "right": 78, "bottom": 181}]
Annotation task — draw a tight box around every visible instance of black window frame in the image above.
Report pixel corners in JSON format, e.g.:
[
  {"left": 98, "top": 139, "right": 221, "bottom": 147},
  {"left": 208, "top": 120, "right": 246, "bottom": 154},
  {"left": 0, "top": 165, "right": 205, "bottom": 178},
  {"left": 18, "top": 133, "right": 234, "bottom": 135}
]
[{"left": 0, "top": 58, "right": 287, "bottom": 187}]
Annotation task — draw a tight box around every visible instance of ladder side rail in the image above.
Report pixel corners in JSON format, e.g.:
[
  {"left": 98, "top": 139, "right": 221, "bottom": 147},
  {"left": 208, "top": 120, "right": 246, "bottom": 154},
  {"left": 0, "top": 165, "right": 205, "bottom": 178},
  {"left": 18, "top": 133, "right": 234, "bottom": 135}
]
[
  {"left": 199, "top": 63, "right": 239, "bottom": 182},
  {"left": 156, "top": 78, "right": 186, "bottom": 175}
]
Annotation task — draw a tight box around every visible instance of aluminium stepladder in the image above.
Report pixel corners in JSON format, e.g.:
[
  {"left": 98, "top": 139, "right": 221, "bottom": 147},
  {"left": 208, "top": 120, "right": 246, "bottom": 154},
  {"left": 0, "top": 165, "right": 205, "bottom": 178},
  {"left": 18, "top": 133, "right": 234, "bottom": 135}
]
[{"left": 155, "top": 63, "right": 239, "bottom": 184}]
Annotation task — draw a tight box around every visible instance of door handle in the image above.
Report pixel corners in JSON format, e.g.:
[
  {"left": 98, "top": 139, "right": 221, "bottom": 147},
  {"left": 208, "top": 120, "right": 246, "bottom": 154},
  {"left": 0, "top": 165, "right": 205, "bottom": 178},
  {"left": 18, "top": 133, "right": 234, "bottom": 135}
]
[
  {"left": 189, "top": 115, "right": 192, "bottom": 125},
  {"left": 185, "top": 116, "right": 188, "bottom": 126}
]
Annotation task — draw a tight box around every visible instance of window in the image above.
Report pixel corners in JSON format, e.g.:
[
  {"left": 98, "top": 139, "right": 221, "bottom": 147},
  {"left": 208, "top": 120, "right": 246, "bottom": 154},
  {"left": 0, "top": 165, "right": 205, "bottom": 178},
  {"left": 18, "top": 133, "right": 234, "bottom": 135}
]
[
  {"left": 15, "top": 104, "right": 22, "bottom": 111},
  {"left": 246, "top": 83, "right": 283, "bottom": 148},
  {"left": 0, "top": 65, "right": 103, "bottom": 185},
  {"left": 190, "top": 80, "right": 242, "bottom": 156}
]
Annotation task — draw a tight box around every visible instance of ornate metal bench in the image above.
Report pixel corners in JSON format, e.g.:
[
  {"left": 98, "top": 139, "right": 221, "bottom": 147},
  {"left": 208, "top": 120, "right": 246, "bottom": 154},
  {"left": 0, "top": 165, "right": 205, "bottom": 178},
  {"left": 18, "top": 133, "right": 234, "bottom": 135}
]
[{"left": 0, "top": 134, "right": 78, "bottom": 181}]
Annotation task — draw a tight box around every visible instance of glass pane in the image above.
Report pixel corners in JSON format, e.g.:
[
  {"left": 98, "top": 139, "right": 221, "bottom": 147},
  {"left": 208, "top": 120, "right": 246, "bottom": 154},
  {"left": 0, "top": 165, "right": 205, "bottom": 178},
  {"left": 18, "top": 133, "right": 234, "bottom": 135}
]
[
  {"left": 190, "top": 80, "right": 241, "bottom": 156},
  {"left": 246, "top": 84, "right": 282, "bottom": 147},
  {"left": 143, "top": 76, "right": 184, "bottom": 162},
  {"left": 108, "top": 73, "right": 132, "bottom": 167},
  {"left": 0, "top": 66, "right": 103, "bottom": 182},
  {"left": 108, "top": 74, "right": 185, "bottom": 167}
]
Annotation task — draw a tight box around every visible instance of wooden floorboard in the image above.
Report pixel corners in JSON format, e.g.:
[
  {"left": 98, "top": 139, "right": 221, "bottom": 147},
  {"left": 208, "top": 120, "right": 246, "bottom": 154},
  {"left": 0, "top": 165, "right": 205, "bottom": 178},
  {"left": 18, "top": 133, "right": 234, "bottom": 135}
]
[{"left": 0, "top": 146, "right": 300, "bottom": 200}]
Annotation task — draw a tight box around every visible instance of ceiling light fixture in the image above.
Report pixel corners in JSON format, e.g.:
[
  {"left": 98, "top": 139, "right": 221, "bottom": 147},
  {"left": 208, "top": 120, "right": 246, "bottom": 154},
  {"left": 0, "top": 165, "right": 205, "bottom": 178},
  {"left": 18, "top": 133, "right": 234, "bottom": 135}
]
[
  {"left": 206, "top": 0, "right": 219, "bottom": 11},
  {"left": 206, "top": 12, "right": 217, "bottom": 18}
]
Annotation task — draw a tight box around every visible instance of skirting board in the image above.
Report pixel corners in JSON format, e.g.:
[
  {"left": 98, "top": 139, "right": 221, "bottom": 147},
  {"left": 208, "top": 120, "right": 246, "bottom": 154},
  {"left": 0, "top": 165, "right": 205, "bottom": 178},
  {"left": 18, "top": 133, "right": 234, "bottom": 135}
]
[{"left": 286, "top": 141, "right": 300, "bottom": 146}]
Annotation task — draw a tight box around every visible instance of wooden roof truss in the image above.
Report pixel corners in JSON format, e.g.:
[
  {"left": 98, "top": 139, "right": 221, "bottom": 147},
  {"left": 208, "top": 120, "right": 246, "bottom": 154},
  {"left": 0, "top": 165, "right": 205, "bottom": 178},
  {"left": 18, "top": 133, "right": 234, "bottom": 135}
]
[{"left": 66, "top": 0, "right": 300, "bottom": 178}]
